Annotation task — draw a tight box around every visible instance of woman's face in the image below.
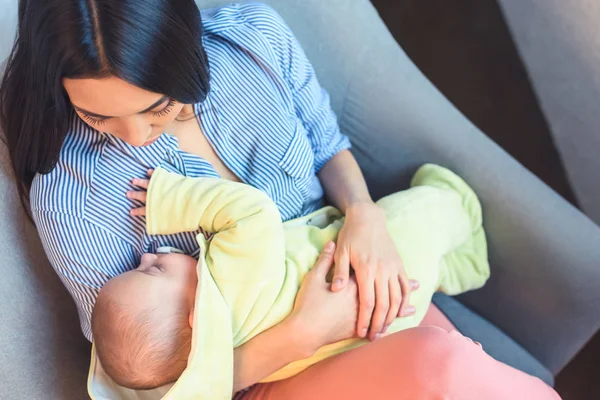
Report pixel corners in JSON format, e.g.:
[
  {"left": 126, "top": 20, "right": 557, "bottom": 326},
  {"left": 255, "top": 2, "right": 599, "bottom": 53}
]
[{"left": 63, "top": 76, "right": 186, "bottom": 147}]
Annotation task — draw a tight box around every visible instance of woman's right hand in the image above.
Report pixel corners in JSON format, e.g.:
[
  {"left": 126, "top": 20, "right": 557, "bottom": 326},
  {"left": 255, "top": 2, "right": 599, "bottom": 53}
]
[{"left": 287, "top": 241, "right": 360, "bottom": 356}]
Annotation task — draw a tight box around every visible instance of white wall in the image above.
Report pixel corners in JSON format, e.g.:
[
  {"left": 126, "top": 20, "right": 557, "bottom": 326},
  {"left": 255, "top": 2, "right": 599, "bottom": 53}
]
[{"left": 497, "top": 0, "right": 600, "bottom": 224}]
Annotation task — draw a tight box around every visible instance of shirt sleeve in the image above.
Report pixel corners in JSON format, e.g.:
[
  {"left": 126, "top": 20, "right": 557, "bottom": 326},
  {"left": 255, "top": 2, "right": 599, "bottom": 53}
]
[
  {"left": 33, "top": 210, "right": 137, "bottom": 341},
  {"left": 241, "top": 3, "right": 352, "bottom": 172}
]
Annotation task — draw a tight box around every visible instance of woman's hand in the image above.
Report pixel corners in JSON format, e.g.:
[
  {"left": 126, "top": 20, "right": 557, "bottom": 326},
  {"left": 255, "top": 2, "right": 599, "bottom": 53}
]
[
  {"left": 126, "top": 169, "right": 154, "bottom": 216},
  {"left": 232, "top": 246, "right": 355, "bottom": 392},
  {"left": 287, "top": 241, "right": 359, "bottom": 356},
  {"left": 333, "top": 202, "right": 419, "bottom": 341}
]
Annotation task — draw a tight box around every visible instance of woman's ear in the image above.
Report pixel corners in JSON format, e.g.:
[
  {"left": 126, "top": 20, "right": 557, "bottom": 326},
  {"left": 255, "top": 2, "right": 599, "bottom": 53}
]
[{"left": 188, "top": 306, "right": 195, "bottom": 328}]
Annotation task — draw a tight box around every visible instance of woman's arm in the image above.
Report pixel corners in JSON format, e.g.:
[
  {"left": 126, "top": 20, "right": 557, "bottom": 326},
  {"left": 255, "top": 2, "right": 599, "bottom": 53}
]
[
  {"left": 319, "top": 150, "right": 416, "bottom": 341},
  {"left": 243, "top": 5, "right": 415, "bottom": 341},
  {"left": 232, "top": 318, "right": 309, "bottom": 392},
  {"left": 318, "top": 149, "right": 373, "bottom": 211},
  {"left": 233, "top": 242, "right": 359, "bottom": 392}
]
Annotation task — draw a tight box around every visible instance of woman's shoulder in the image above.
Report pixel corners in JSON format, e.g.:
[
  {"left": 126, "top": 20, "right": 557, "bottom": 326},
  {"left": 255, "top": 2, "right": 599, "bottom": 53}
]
[
  {"left": 236, "top": 2, "right": 288, "bottom": 26},
  {"left": 202, "top": 2, "right": 291, "bottom": 40},
  {"left": 200, "top": 3, "right": 296, "bottom": 90}
]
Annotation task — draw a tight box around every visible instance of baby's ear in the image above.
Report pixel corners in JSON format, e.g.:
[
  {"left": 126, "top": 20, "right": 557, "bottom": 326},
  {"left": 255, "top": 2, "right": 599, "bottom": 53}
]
[{"left": 188, "top": 307, "right": 195, "bottom": 328}]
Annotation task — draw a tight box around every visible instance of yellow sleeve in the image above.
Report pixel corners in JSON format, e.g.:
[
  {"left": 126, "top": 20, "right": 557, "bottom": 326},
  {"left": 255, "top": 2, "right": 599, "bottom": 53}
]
[
  {"left": 146, "top": 168, "right": 287, "bottom": 343},
  {"left": 147, "top": 168, "right": 289, "bottom": 400},
  {"left": 146, "top": 168, "right": 280, "bottom": 238}
]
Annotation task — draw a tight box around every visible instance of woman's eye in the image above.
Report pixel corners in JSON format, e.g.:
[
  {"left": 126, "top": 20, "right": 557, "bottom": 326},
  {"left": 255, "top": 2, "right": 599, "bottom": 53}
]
[
  {"left": 81, "top": 114, "right": 107, "bottom": 127},
  {"left": 150, "top": 99, "right": 176, "bottom": 118}
]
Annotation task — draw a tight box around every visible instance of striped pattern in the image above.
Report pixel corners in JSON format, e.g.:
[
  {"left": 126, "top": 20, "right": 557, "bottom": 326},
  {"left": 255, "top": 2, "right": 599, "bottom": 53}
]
[{"left": 30, "top": 3, "right": 350, "bottom": 340}]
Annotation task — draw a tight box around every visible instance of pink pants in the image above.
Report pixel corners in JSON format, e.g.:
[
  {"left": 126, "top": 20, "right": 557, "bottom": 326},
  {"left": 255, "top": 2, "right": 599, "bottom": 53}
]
[{"left": 240, "top": 305, "right": 561, "bottom": 400}]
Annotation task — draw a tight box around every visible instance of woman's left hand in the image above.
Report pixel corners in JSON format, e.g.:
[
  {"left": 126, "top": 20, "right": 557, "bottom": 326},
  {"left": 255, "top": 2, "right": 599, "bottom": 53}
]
[{"left": 332, "top": 201, "right": 418, "bottom": 341}]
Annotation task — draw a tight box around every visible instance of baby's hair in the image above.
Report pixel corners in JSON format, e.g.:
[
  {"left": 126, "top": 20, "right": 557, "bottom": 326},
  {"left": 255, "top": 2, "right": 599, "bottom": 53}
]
[{"left": 92, "top": 292, "right": 192, "bottom": 390}]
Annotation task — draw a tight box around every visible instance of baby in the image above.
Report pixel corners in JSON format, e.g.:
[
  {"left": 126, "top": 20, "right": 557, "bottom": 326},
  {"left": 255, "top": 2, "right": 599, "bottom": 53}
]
[
  {"left": 92, "top": 251, "right": 197, "bottom": 390},
  {"left": 91, "top": 164, "right": 490, "bottom": 399}
]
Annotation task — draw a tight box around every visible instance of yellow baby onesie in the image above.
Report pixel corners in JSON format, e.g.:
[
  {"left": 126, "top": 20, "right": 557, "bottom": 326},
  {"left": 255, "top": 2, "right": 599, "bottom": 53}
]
[{"left": 142, "top": 164, "right": 489, "bottom": 400}]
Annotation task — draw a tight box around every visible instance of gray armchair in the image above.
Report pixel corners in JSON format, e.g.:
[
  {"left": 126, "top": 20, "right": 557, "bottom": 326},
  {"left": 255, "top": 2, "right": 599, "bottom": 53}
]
[
  {"left": 497, "top": 0, "right": 600, "bottom": 226},
  {"left": 1, "top": 1, "right": 598, "bottom": 398}
]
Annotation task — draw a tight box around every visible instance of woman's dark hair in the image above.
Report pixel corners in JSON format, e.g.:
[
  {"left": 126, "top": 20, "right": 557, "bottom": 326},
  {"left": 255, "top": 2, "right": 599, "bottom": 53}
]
[{"left": 0, "top": 0, "right": 210, "bottom": 219}]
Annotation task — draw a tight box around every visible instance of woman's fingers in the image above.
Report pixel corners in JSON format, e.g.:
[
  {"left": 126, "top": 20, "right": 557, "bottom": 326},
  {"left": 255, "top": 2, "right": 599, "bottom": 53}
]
[
  {"left": 356, "top": 270, "right": 375, "bottom": 338},
  {"left": 312, "top": 241, "right": 336, "bottom": 279},
  {"left": 331, "top": 247, "right": 350, "bottom": 292},
  {"left": 368, "top": 275, "right": 390, "bottom": 341},
  {"left": 126, "top": 190, "right": 147, "bottom": 203},
  {"left": 410, "top": 279, "right": 420, "bottom": 291},
  {"left": 383, "top": 277, "right": 402, "bottom": 333},
  {"left": 346, "top": 275, "right": 359, "bottom": 297},
  {"left": 397, "top": 274, "right": 416, "bottom": 318}
]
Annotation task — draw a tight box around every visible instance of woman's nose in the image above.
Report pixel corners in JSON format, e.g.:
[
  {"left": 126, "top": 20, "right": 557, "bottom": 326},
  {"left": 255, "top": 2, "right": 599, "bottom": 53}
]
[{"left": 115, "top": 117, "right": 152, "bottom": 146}]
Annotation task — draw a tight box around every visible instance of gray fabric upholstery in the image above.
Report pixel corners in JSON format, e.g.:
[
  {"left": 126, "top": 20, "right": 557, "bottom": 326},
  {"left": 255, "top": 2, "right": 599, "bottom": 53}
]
[
  {"left": 0, "top": 1, "right": 599, "bottom": 398},
  {"left": 0, "top": 144, "right": 91, "bottom": 399},
  {"left": 497, "top": 0, "right": 600, "bottom": 225},
  {"left": 433, "top": 293, "right": 554, "bottom": 386}
]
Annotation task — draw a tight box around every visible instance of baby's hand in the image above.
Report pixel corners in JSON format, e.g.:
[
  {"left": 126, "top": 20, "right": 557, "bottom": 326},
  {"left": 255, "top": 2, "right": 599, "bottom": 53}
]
[{"left": 127, "top": 169, "right": 154, "bottom": 217}]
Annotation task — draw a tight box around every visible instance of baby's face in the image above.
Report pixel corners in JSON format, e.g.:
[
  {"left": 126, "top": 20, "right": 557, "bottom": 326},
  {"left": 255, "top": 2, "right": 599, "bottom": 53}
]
[
  {"left": 135, "top": 253, "right": 198, "bottom": 303},
  {"left": 136, "top": 253, "right": 197, "bottom": 281},
  {"left": 102, "top": 253, "right": 199, "bottom": 326}
]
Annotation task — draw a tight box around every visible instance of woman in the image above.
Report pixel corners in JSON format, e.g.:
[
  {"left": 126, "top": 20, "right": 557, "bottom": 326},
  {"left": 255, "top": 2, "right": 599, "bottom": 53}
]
[{"left": 0, "top": 1, "right": 560, "bottom": 398}]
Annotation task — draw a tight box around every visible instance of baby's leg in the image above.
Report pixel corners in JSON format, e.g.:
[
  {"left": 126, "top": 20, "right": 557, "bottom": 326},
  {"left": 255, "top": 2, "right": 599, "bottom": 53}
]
[
  {"left": 376, "top": 164, "right": 489, "bottom": 332},
  {"left": 410, "top": 164, "right": 489, "bottom": 295}
]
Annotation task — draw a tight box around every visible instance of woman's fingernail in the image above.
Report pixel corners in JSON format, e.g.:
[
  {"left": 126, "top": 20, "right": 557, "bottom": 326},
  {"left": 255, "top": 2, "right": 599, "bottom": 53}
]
[
  {"left": 382, "top": 325, "right": 390, "bottom": 333},
  {"left": 334, "top": 278, "right": 343, "bottom": 287},
  {"left": 325, "top": 241, "right": 335, "bottom": 252},
  {"left": 374, "top": 333, "right": 382, "bottom": 340},
  {"left": 410, "top": 280, "right": 419, "bottom": 289},
  {"left": 360, "top": 328, "right": 368, "bottom": 337},
  {"left": 407, "top": 306, "right": 416, "bottom": 315}
]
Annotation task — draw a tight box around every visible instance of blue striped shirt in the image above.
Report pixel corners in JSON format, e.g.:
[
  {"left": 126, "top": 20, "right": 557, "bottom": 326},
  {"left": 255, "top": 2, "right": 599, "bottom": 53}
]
[{"left": 30, "top": 3, "right": 351, "bottom": 340}]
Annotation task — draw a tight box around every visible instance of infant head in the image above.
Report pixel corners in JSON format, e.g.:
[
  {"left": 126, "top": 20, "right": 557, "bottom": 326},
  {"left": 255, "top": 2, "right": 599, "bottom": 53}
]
[{"left": 92, "top": 253, "right": 198, "bottom": 390}]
